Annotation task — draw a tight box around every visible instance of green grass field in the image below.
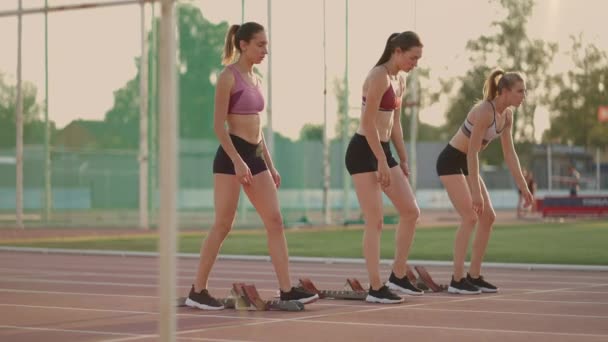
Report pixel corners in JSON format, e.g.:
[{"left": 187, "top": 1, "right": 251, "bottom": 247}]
[{"left": 2, "top": 220, "right": 607, "bottom": 265}]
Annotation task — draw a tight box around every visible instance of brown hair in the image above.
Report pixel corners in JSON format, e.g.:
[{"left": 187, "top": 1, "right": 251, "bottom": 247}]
[
  {"left": 483, "top": 68, "right": 525, "bottom": 101},
  {"left": 222, "top": 22, "right": 265, "bottom": 65},
  {"left": 375, "top": 31, "right": 423, "bottom": 67}
]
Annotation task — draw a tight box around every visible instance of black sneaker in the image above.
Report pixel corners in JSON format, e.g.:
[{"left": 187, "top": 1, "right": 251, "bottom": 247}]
[
  {"left": 467, "top": 273, "right": 498, "bottom": 293},
  {"left": 280, "top": 286, "right": 319, "bottom": 304},
  {"left": 448, "top": 276, "right": 482, "bottom": 295},
  {"left": 366, "top": 285, "right": 404, "bottom": 304},
  {"left": 386, "top": 271, "right": 424, "bottom": 296},
  {"left": 185, "top": 285, "right": 224, "bottom": 310}
]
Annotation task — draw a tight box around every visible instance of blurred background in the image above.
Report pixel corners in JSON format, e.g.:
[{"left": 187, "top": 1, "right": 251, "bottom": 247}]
[{"left": 0, "top": 0, "right": 607, "bottom": 229}]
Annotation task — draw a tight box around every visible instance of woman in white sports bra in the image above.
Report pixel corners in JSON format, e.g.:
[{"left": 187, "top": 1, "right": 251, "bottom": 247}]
[{"left": 435, "top": 69, "right": 534, "bottom": 295}]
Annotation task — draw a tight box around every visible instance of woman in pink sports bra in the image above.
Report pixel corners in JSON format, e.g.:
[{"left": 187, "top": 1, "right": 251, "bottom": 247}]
[
  {"left": 345, "top": 31, "right": 424, "bottom": 304},
  {"left": 436, "top": 69, "right": 533, "bottom": 295},
  {"left": 185, "top": 22, "right": 317, "bottom": 310}
]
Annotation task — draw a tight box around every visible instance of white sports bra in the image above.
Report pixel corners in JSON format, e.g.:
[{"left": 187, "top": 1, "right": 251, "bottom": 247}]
[{"left": 460, "top": 101, "right": 505, "bottom": 145}]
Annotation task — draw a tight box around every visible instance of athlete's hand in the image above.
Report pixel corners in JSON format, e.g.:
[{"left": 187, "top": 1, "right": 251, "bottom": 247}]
[
  {"left": 399, "top": 161, "right": 410, "bottom": 178},
  {"left": 234, "top": 159, "right": 253, "bottom": 185},
  {"left": 269, "top": 167, "right": 281, "bottom": 188},
  {"left": 521, "top": 188, "right": 534, "bottom": 208},
  {"left": 377, "top": 162, "right": 391, "bottom": 188},
  {"left": 471, "top": 191, "right": 484, "bottom": 216}
]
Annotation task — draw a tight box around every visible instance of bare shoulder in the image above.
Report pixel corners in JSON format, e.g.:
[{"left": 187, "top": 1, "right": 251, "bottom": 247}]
[
  {"left": 368, "top": 66, "right": 391, "bottom": 88},
  {"left": 217, "top": 66, "right": 234, "bottom": 81},
  {"left": 216, "top": 67, "right": 235, "bottom": 89},
  {"left": 470, "top": 100, "right": 494, "bottom": 122},
  {"left": 368, "top": 66, "right": 390, "bottom": 82},
  {"left": 363, "top": 66, "right": 389, "bottom": 94}
]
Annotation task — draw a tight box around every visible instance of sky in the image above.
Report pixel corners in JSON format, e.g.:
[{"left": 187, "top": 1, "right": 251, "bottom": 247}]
[{"left": 0, "top": 0, "right": 607, "bottom": 142}]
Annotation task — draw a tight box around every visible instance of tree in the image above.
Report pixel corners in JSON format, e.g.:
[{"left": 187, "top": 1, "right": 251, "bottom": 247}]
[
  {"left": 177, "top": 4, "right": 229, "bottom": 139},
  {"left": 543, "top": 35, "right": 608, "bottom": 148},
  {"left": 299, "top": 123, "right": 323, "bottom": 141},
  {"left": 333, "top": 77, "right": 359, "bottom": 140},
  {"left": 435, "top": 0, "right": 558, "bottom": 164},
  {"left": 102, "top": 3, "right": 228, "bottom": 148},
  {"left": 400, "top": 68, "right": 445, "bottom": 141},
  {"left": 103, "top": 75, "right": 140, "bottom": 148},
  {"left": 0, "top": 72, "right": 48, "bottom": 148}
]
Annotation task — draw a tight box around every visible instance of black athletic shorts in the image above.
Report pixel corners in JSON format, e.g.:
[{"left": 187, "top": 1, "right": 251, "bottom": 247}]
[
  {"left": 213, "top": 134, "right": 268, "bottom": 175},
  {"left": 345, "top": 133, "right": 398, "bottom": 175},
  {"left": 436, "top": 143, "right": 468, "bottom": 176}
]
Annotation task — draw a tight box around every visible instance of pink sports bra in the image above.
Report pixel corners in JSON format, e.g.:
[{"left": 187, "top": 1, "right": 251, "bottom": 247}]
[{"left": 227, "top": 64, "right": 265, "bottom": 115}]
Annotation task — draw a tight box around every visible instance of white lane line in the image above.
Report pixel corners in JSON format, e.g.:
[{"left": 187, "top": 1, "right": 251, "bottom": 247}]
[
  {"left": 290, "top": 319, "right": 608, "bottom": 338},
  {"left": 488, "top": 298, "right": 608, "bottom": 305},
  {"left": 0, "top": 324, "right": 149, "bottom": 338},
  {"left": 0, "top": 303, "right": 282, "bottom": 321},
  {"left": 104, "top": 335, "right": 255, "bottom": 342},
  {"left": 406, "top": 306, "right": 608, "bottom": 319}
]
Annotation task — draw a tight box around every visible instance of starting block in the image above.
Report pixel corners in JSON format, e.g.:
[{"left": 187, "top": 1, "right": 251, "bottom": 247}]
[
  {"left": 404, "top": 264, "right": 430, "bottom": 291},
  {"left": 414, "top": 266, "right": 448, "bottom": 293},
  {"left": 298, "top": 277, "right": 368, "bottom": 300},
  {"left": 177, "top": 283, "right": 304, "bottom": 311}
]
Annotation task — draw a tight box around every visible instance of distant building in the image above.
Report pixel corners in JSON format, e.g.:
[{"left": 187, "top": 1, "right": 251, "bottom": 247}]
[{"left": 54, "top": 119, "right": 138, "bottom": 150}]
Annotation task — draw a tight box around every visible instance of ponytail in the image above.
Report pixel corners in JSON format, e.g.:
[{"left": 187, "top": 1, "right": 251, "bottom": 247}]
[
  {"left": 483, "top": 68, "right": 525, "bottom": 100},
  {"left": 222, "top": 24, "right": 240, "bottom": 65},
  {"left": 483, "top": 69, "right": 505, "bottom": 101},
  {"left": 375, "top": 33, "right": 400, "bottom": 66},
  {"left": 374, "top": 31, "right": 423, "bottom": 68},
  {"left": 221, "top": 22, "right": 265, "bottom": 65}
]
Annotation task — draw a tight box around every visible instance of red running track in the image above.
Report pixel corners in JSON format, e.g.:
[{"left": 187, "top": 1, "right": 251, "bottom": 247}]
[{"left": 0, "top": 251, "right": 607, "bottom": 342}]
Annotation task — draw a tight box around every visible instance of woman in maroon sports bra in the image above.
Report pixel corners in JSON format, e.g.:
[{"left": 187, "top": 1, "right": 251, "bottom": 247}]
[
  {"left": 185, "top": 22, "right": 317, "bottom": 310},
  {"left": 344, "top": 31, "right": 423, "bottom": 304}
]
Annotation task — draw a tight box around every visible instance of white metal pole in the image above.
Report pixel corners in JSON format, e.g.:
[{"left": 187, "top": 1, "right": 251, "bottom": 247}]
[
  {"left": 139, "top": 2, "right": 149, "bottom": 230},
  {"left": 149, "top": 3, "right": 158, "bottom": 224},
  {"left": 265, "top": 0, "right": 273, "bottom": 155},
  {"left": 0, "top": 0, "right": 156, "bottom": 17},
  {"left": 547, "top": 144, "right": 552, "bottom": 193},
  {"left": 342, "top": 0, "right": 350, "bottom": 223},
  {"left": 241, "top": 0, "right": 245, "bottom": 23},
  {"left": 158, "top": 0, "right": 177, "bottom": 340},
  {"left": 408, "top": 70, "right": 418, "bottom": 192},
  {"left": 596, "top": 147, "right": 601, "bottom": 192},
  {"left": 409, "top": 0, "right": 418, "bottom": 192},
  {"left": 16, "top": 0, "right": 24, "bottom": 229},
  {"left": 322, "top": 0, "right": 330, "bottom": 224},
  {"left": 43, "top": 0, "right": 52, "bottom": 223}
]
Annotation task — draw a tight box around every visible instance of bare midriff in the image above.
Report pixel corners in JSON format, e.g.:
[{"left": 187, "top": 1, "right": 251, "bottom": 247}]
[
  {"left": 226, "top": 113, "right": 262, "bottom": 144},
  {"left": 356, "top": 109, "right": 394, "bottom": 142}
]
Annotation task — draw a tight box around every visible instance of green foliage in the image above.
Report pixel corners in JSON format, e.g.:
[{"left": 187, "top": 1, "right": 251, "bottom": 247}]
[
  {"left": 436, "top": 0, "right": 558, "bottom": 165},
  {"left": 177, "top": 5, "right": 229, "bottom": 139},
  {"left": 299, "top": 123, "right": 324, "bottom": 141},
  {"left": 543, "top": 35, "right": 608, "bottom": 148},
  {"left": 333, "top": 77, "right": 359, "bottom": 139},
  {"left": 101, "top": 3, "right": 228, "bottom": 148},
  {"left": 0, "top": 72, "right": 52, "bottom": 147},
  {"left": 401, "top": 69, "right": 446, "bottom": 142}
]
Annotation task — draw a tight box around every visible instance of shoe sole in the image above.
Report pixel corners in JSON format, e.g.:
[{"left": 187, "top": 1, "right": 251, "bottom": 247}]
[
  {"left": 447, "top": 286, "right": 481, "bottom": 295},
  {"left": 185, "top": 298, "right": 225, "bottom": 310},
  {"left": 386, "top": 281, "right": 424, "bottom": 296},
  {"left": 478, "top": 287, "right": 498, "bottom": 293},
  {"left": 365, "top": 295, "right": 404, "bottom": 304},
  {"left": 296, "top": 294, "right": 320, "bottom": 304}
]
